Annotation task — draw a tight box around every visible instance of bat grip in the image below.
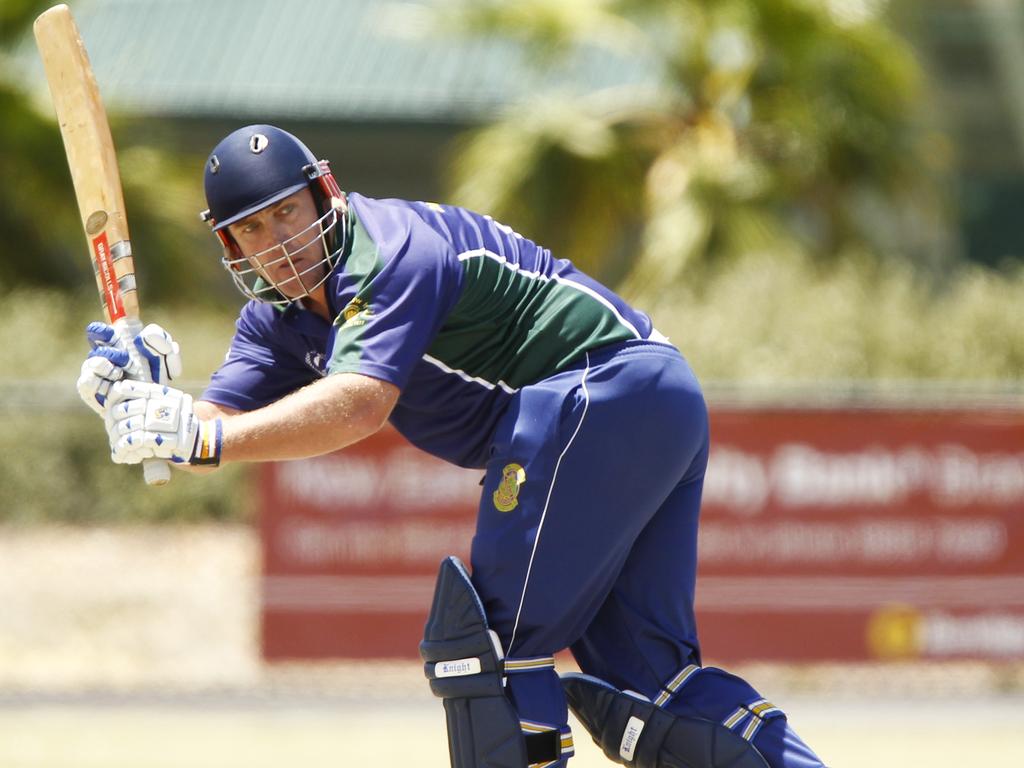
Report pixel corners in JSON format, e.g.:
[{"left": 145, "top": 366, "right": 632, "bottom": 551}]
[
  {"left": 143, "top": 458, "right": 172, "bottom": 486},
  {"left": 113, "top": 316, "right": 172, "bottom": 487}
]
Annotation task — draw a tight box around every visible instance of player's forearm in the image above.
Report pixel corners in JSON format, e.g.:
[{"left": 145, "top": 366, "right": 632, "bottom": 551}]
[{"left": 217, "top": 373, "right": 398, "bottom": 464}]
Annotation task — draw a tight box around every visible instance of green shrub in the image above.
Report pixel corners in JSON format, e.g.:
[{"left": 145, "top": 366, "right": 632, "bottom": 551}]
[
  {"left": 0, "top": 289, "right": 249, "bottom": 524},
  {"left": 0, "top": 408, "right": 250, "bottom": 524},
  {"left": 634, "top": 251, "right": 1024, "bottom": 383},
  {"left": 0, "top": 287, "right": 242, "bottom": 383}
]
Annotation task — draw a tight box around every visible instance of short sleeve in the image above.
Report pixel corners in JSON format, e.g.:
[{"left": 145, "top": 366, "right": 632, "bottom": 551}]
[
  {"left": 327, "top": 206, "right": 462, "bottom": 389},
  {"left": 201, "top": 305, "right": 318, "bottom": 411}
]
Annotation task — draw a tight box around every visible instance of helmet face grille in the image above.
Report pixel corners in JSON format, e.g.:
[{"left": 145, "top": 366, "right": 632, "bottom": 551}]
[{"left": 221, "top": 206, "right": 346, "bottom": 306}]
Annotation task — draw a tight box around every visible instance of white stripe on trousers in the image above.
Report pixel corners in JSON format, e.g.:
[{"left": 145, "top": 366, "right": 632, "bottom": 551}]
[{"left": 509, "top": 352, "right": 592, "bottom": 654}]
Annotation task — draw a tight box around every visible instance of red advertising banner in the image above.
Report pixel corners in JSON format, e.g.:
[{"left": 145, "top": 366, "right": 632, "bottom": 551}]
[
  {"left": 260, "top": 431, "right": 477, "bottom": 658},
  {"left": 260, "top": 406, "right": 1024, "bottom": 662},
  {"left": 698, "top": 408, "right": 1024, "bottom": 661}
]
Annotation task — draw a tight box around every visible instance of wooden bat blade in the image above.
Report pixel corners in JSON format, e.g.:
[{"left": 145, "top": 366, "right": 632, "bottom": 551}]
[
  {"left": 34, "top": 3, "right": 140, "bottom": 324},
  {"left": 34, "top": 3, "right": 169, "bottom": 487}
]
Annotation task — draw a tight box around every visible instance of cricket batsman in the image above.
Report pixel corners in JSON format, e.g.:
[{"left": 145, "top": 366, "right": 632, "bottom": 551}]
[{"left": 77, "top": 125, "right": 827, "bottom": 768}]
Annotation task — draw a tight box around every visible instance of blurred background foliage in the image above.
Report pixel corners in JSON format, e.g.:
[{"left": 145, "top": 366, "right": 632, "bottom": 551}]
[
  {"left": 0, "top": 0, "right": 1020, "bottom": 522},
  {"left": 0, "top": 288, "right": 250, "bottom": 523},
  {"left": 0, "top": 0, "right": 232, "bottom": 304},
  {"left": 443, "top": 0, "right": 957, "bottom": 289}
]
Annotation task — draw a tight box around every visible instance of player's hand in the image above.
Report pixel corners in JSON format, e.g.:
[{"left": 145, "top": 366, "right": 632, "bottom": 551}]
[
  {"left": 131, "top": 323, "right": 183, "bottom": 384},
  {"left": 77, "top": 345, "right": 127, "bottom": 415},
  {"left": 76, "top": 322, "right": 182, "bottom": 415},
  {"left": 87, "top": 321, "right": 182, "bottom": 384},
  {"left": 104, "top": 380, "right": 222, "bottom": 466}
]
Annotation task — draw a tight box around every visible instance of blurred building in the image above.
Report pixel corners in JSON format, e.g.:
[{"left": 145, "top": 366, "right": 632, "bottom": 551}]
[{"left": 18, "top": 0, "right": 651, "bottom": 204}]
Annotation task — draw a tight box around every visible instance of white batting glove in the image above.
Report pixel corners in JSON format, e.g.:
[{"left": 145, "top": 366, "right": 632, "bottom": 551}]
[
  {"left": 104, "top": 380, "right": 222, "bottom": 466},
  {"left": 132, "top": 323, "right": 182, "bottom": 384},
  {"left": 77, "top": 322, "right": 182, "bottom": 416},
  {"left": 77, "top": 349, "right": 127, "bottom": 415}
]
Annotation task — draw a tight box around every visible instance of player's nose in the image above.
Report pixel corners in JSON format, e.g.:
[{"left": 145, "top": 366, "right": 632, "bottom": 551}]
[{"left": 270, "top": 219, "right": 297, "bottom": 248}]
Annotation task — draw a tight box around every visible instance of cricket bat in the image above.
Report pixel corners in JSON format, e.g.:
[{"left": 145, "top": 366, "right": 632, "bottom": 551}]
[{"left": 34, "top": 4, "right": 171, "bottom": 486}]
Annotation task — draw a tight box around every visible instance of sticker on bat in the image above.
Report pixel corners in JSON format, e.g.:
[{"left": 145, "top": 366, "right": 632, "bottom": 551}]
[
  {"left": 91, "top": 231, "right": 125, "bottom": 321},
  {"left": 86, "top": 210, "right": 108, "bottom": 236}
]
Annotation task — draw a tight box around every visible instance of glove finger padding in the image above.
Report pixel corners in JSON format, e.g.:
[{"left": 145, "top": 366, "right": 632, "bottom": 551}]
[
  {"left": 77, "top": 352, "right": 126, "bottom": 415},
  {"left": 105, "top": 381, "right": 200, "bottom": 465},
  {"left": 105, "top": 379, "right": 162, "bottom": 410},
  {"left": 106, "top": 398, "right": 148, "bottom": 436},
  {"left": 86, "top": 321, "right": 118, "bottom": 350},
  {"left": 84, "top": 323, "right": 138, "bottom": 376},
  {"left": 78, "top": 322, "right": 145, "bottom": 416}
]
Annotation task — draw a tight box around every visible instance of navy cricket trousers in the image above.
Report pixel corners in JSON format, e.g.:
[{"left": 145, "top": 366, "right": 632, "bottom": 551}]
[{"left": 469, "top": 340, "right": 825, "bottom": 768}]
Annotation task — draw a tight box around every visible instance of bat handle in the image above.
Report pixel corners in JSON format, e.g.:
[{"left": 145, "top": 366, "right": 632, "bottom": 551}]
[
  {"left": 144, "top": 458, "right": 172, "bottom": 486},
  {"left": 113, "top": 316, "right": 172, "bottom": 487}
]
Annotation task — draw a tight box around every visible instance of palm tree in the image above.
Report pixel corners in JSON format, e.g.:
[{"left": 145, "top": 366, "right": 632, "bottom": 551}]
[{"left": 441, "top": 0, "right": 954, "bottom": 299}]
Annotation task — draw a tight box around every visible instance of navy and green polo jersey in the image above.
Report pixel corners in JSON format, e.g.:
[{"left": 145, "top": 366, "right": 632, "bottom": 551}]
[{"left": 202, "top": 193, "right": 662, "bottom": 467}]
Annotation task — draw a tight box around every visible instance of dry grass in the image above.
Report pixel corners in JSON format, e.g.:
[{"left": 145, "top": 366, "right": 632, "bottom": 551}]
[{"left": 1, "top": 692, "right": 1023, "bottom": 768}]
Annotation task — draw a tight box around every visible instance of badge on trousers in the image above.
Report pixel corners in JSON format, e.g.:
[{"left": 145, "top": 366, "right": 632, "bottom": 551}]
[{"left": 493, "top": 463, "right": 526, "bottom": 512}]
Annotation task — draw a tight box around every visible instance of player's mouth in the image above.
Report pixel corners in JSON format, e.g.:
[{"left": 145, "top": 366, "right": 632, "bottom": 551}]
[
  {"left": 273, "top": 256, "right": 327, "bottom": 292},
  {"left": 276, "top": 258, "right": 306, "bottom": 280}
]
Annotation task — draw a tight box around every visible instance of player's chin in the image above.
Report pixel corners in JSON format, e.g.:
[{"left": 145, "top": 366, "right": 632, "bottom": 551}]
[{"left": 277, "top": 267, "right": 326, "bottom": 298}]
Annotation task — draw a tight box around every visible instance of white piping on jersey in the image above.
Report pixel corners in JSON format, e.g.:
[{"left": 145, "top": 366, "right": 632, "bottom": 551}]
[
  {"left": 421, "top": 353, "right": 519, "bottom": 394},
  {"left": 456, "top": 248, "right": 643, "bottom": 339},
  {"left": 508, "top": 351, "right": 592, "bottom": 654}
]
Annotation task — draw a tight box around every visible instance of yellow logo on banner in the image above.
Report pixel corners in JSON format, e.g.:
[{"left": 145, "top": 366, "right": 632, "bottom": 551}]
[
  {"left": 493, "top": 463, "right": 526, "bottom": 512},
  {"left": 866, "top": 604, "right": 922, "bottom": 659}
]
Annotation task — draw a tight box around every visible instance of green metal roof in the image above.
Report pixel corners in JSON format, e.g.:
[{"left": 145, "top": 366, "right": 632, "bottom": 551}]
[{"left": 18, "top": 0, "right": 659, "bottom": 122}]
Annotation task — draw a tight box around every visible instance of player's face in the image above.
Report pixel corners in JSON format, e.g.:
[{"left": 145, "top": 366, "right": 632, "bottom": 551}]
[{"left": 228, "top": 188, "right": 329, "bottom": 298}]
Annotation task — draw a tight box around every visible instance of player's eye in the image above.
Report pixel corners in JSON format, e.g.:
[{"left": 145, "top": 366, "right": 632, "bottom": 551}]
[
  {"left": 240, "top": 221, "right": 260, "bottom": 235},
  {"left": 278, "top": 203, "right": 295, "bottom": 217}
]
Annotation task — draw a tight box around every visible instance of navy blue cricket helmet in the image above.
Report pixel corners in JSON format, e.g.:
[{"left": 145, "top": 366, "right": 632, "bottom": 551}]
[
  {"left": 199, "top": 124, "right": 346, "bottom": 305},
  {"left": 200, "top": 124, "right": 342, "bottom": 232}
]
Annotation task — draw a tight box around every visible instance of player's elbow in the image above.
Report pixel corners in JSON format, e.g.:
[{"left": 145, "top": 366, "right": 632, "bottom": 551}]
[
  {"left": 356, "top": 379, "right": 399, "bottom": 435},
  {"left": 361, "top": 397, "right": 395, "bottom": 435}
]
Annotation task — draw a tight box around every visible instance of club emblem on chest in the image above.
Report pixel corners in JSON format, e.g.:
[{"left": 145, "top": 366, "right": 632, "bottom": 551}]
[
  {"left": 493, "top": 463, "right": 526, "bottom": 512},
  {"left": 338, "top": 297, "right": 372, "bottom": 327}
]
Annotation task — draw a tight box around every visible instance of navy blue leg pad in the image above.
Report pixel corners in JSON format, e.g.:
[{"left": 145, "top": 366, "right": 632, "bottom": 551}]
[
  {"left": 422, "top": 556, "right": 558, "bottom": 768},
  {"left": 563, "top": 673, "right": 770, "bottom": 768}
]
